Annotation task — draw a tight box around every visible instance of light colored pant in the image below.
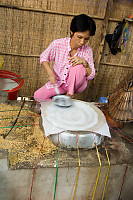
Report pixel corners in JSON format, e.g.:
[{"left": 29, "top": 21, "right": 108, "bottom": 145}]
[{"left": 34, "top": 64, "right": 88, "bottom": 101}]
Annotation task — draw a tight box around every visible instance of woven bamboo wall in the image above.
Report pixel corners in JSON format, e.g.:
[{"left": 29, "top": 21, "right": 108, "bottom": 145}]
[{"left": 0, "top": 0, "right": 133, "bottom": 101}]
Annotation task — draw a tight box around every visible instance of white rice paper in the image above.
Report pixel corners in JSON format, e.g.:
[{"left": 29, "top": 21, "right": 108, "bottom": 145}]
[{"left": 41, "top": 100, "right": 111, "bottom": 138}]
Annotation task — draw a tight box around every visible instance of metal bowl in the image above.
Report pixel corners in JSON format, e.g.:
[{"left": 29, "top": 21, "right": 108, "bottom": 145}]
[{"left": 52, "top": 95, "right": 73, "bottom": 107}]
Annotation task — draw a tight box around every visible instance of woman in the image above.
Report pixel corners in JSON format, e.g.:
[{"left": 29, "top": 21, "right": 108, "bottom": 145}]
[{"left": 34, "top": 14, "right": 96, "bottom": 101}]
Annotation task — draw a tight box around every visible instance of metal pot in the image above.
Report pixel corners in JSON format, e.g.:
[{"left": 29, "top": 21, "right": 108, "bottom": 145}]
[
  {"left": 40, "top": 101, "right": 107, "bottom": 149},
  {"left": 48, "top": 131, "right": 102, "bottom": 149}
]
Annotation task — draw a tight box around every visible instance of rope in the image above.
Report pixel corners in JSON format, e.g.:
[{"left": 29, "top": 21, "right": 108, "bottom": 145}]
[
  {"left": 0, "top": 124, "right": 31, "bottom": 129},
  {"left": 0, "top": 123, "right": 42, "bottom": 129},
  {"left": 0, "top": 114, "right": 40, "bottom": 120},
  {"left": 3, "top": 98, "right": 25, "bottom": 139},
  {"left": 101, "top": 137, "right": 110, "bottom": 200},
  {"left": 0, "top": 108, "right": 28, "bottom": 112},
  {"left": 92, "top": 139, "right": 101, "bottom": 200},
  {"left": 118, "top": 165, "right": 128, "bottom": 200},
  {"left": 28, "top": 136, "right": 46, "bottom": 200},
  {"left": 53, "top": 133, "right": 60, "bottom": 200},
  {"left": 110, "top": 136, "right": 128, "bottom": 200},
  {"left": 111, "top": 127, "right": 133, "bottom": 143},
  {"left": 0, "top": 123, "right": 42, "bottom": 137},
  {"left": 73, "top": 132, "right": 80, "bottom": 200}
]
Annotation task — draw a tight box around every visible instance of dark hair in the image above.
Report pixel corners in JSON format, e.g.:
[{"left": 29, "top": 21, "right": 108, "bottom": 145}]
[{"left": 70, "top": 14, "right": 96, "bottom": 36}]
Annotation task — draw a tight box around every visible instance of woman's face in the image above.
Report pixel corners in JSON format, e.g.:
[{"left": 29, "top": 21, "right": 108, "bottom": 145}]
[{"left": 70, "top": 30, "right": 90, "bottom": 50}]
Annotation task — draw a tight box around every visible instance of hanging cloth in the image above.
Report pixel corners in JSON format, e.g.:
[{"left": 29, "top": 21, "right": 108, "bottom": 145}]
[
  {"left": 118, "top": 22, "right": 130, "bottom": 52},
  {"left": 105, "top": 19, "right": 126, "bottom": 55}
]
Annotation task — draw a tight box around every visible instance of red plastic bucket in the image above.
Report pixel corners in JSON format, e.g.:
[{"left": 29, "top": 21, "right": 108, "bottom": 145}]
[{"left": 0, "top": 70, "right": 24, "bottom": 100}]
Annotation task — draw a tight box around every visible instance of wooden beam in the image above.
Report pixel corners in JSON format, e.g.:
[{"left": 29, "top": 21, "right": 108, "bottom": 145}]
[
  {"left": 0, "top": 52, "right": 39, "bottom": 58},
  {"left": 2, "top": 53, "right": 132, "bottom": 68},
  {"left": 100, "top": 62, "right": 133, "bottom": 68},
  {"left": 0, "top": 4, "right": 103, "bottom": 20},
  {"left": 0, "top": 4, "right": 126, "bottom": 22}
]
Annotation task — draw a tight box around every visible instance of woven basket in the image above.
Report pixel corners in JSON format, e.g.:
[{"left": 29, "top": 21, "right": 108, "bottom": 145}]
[{"left": 108, "top": 73, "right": 133, "bottom": 122}]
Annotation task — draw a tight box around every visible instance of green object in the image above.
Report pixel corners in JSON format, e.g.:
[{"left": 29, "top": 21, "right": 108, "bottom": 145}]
[{"left": 53, "top": 144, "right": 59, "bottom": 200}]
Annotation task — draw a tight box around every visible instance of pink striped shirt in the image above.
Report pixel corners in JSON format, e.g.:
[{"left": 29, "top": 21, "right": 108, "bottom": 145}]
[{"left": 40, "top": 37, "right": 95, "bottom": 89}]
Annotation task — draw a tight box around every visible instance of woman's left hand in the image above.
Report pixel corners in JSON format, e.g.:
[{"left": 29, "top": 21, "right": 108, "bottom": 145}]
[
  {"left": 68, "top": 56, "right": 92, "bottom": 76},
  {"left": 68, "top": 56, "right": 88, "bottom": 67}
]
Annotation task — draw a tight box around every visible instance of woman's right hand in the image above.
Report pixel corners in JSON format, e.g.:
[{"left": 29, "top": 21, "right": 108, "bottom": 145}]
[
  {"left": 41, "top": 62, "right": 56, "bottom": 85},
  {"left": 48, "top": 72, "right": 56, "bottom": 85}
]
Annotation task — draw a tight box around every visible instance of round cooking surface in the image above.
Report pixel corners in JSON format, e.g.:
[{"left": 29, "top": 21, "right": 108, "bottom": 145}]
[{"left": 46, "top": 101, "right": 98, "bottom": 131}]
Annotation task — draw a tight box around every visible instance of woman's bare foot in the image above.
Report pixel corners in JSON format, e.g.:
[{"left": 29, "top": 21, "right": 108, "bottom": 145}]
[{"left": 66, "top": 91, "right": 74, "bottom": 98}]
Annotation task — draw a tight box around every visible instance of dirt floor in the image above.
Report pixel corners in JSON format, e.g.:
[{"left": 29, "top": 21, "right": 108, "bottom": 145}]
[{"left": 0, "top": 100, "right": 58, "bottom": 169}]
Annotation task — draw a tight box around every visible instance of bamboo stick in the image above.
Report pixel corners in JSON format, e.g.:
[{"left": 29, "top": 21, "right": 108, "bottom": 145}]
[{"left": 101, "top": 62, "right": 133, "bottom": 68}]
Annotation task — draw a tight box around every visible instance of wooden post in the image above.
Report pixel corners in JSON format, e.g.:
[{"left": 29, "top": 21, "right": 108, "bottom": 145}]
[
  {"left": 87, "top": 0, "right": 113, "bottom": 101},
  {"left": 94, "top": 0, "right": 113, "bottom": 72}
]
